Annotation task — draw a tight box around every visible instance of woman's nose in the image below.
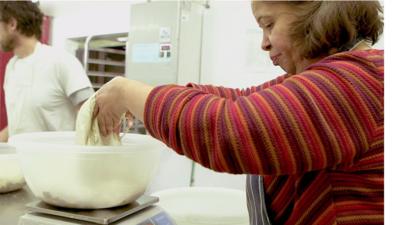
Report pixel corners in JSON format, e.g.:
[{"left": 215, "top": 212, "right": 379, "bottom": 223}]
[{"left": 261, "top": 35, "right": 271, "bottom": 51}]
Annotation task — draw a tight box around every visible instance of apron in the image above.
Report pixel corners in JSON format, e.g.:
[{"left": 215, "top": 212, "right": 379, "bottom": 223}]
[{"left": 246, "top": 175, "right": 272, "bottom": 225}]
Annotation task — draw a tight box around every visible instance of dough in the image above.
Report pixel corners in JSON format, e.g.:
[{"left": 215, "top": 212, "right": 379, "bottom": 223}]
[
  {"left": 0, "top": 158, "right": 25, "bottom": 193},
  {"left": 75, "top": 94, "right": 122, "bottom": 146}
]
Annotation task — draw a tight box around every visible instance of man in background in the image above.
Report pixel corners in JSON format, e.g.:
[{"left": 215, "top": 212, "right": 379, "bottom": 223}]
[{"left": 0, "top": 1, "right": 93, "bottom": 142}]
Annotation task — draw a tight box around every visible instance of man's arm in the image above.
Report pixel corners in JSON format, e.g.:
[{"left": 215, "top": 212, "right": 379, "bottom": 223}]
[
  {"left": 0, "top": 126, "right": 9, "bottom": 142},
  {"left": 70, "top": 87, "right": 94, "bottom": 113}
]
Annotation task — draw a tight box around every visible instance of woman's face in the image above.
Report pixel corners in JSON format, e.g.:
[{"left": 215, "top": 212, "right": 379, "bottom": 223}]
[{"left": 252, "top": 2, "right": 310, "bottom": 74}]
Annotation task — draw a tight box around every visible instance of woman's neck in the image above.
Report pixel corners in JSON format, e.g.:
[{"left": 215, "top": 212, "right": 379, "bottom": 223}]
[
  {"left": 350, "top": 40, "right": 371, "bottom": 51},
  {"left": 295, "top": 57, "right": 324, "bottom": 74},
  {"left": 292, "top": 40, "right": 371, "bottom": 74}
]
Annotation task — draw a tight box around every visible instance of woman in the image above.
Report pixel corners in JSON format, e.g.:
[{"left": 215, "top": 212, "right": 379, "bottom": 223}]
[{"left": 95, "top": 1, "right": 383, "bottom": 224}]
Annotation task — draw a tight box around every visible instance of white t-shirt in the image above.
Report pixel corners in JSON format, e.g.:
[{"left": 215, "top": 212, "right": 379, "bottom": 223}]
[{"left": 3, "top": 42, "right": 94, "bottom": 137}]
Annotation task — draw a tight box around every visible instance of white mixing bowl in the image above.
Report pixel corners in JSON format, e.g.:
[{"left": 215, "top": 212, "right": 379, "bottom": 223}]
[
  {"left": 0, "top": 143, "right": 25, "bottom": 193},
  {"left": 9, "top": 131, "right": 163, "bottom": 209}
]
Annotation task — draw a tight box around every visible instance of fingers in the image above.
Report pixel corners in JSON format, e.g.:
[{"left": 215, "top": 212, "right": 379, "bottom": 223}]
[
  {"left": 95, "top": 93, "right": 114, "bottom": 136},
  {"left": 125, "top": 111, "right": 134, "bottom": 129},
  {"left": 105, "top": 118, "right": 115, "bottom": 136},
  {"left": 93, "top": 101, "right": 99, "bottom": 118},
  {"left": 110, "top": 117, "right": 120, "bottom": 135},
  {"left": 125, "top": 111, "right": 134, "bottom": 119},
  {"left": 114, "top": 124, "right": 121, "bottom": 134},
  {"left": 97, "top": 114, "right": 108, "bottom": 136},
  {"left": 98, "top": 113, "right": 121, "bottom": 136},
  {"left": 93, "top": 83, "right": 127, "bottom": 137},
  {"left": 127, "top": 119, "right": 134, "bottom": 130}
]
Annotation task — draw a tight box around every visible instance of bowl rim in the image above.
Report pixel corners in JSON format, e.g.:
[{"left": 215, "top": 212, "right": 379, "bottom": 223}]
[
  {"left": 8, "top": 131, "right": 165, "bottom": 154},
  {"left": 0, "top": 143, "right": 17, "bottom": 156}
]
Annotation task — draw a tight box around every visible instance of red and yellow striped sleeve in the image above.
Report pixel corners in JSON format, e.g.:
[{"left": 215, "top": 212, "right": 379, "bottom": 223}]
[{"left": 143, "top": 50, "right": 383, "bottom": 176}]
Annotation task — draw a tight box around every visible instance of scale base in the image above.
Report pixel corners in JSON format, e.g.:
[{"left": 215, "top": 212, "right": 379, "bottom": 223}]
[
  {"left": 19, "top": 206, "right": 175, "bottom": 225},
  {"left": 19, "top": 195, "right": 176, "bottom": 225}
]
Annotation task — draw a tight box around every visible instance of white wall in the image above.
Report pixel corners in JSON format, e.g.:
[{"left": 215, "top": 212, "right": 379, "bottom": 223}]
[{"left": 200, "top": 1, "right": 284, "bottom": 88}]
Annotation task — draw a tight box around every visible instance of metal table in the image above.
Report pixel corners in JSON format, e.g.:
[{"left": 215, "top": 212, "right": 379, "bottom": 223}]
[{"left": 0, "top": 186, "right": 36, "bottom": 224}]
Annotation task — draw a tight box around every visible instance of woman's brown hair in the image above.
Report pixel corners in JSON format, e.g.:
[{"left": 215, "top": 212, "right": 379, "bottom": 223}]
[
  {"left": 288, "top": 1, "right": 383, "bottom": 59},
  {"left": 0, "top": 1, "right": 43, "bottom": 40}
]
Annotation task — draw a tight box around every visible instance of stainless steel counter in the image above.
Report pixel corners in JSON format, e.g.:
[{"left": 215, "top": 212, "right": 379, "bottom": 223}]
[{"left": 0, "top": 186, "right": 36, "bottom": 224}]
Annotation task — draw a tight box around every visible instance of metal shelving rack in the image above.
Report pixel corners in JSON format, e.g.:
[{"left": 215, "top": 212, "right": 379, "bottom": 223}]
[
  {"left": 70, "top": 32, "right": 127, "bottom": 91},
  {"left": 83, "top": 34, "right": 126, "bottom": 91},
  {"left": 70, "top": 33, "right": 146, "bottom": 134}
]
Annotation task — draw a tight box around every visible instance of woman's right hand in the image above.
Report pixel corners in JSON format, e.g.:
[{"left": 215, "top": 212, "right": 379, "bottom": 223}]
[
  {"left": 94, "top": 77, "right": 154, "bottom": 136},
  {"left": 94, "top": 77, "right": 130, "bottom": 136}
]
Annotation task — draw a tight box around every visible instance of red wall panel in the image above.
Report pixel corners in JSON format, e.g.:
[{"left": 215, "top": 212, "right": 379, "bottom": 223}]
[{"left": 0, "top": 52, "right": 13, "bottom": 130}]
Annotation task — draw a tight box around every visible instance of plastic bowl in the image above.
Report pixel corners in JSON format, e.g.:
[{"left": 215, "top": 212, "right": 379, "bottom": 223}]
[
  {"left": 9, "top": 131, "right": 162, "bottom": 209},
  {"left": 0, "top": 143, "right": 25, "bottom": 193}
]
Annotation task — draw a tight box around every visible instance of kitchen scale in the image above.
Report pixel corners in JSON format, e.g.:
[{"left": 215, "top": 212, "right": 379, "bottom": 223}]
[{"left": 19, "top": 195, "right": 176, "bottom": 225}]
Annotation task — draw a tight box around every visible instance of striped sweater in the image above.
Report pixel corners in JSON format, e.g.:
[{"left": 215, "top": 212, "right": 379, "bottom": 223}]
[{"left": 144, "top": 49, "right": 384, "bottom": 225}]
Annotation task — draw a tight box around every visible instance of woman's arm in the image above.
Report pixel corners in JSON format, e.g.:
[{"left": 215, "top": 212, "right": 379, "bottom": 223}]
[
  {"left": 96, "top": 55, "right": 381, "bottom": 176},
  {"left": 186, "top": 74, "right": 288, "bottom": 99},
  {"left": 94, "top": 74, "right": 289, "bottom": 135},
  {"left": 143, "top": 66, "right": 381, "bottom": 175}
]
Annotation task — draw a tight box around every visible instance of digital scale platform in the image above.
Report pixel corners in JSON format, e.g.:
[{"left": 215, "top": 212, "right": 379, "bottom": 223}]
[{"left": 18, "top": 195, "right": 176, "bottom": 225}]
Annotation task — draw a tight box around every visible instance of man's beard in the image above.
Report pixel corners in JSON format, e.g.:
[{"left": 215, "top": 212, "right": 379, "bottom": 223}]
[{"left": 0, "top": 35, "right": 16, "bottom": 52}]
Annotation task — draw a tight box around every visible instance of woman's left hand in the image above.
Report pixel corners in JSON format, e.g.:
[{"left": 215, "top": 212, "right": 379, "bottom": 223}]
[{"left": 94, "top": 77, "right": 129, "bottom": 136}]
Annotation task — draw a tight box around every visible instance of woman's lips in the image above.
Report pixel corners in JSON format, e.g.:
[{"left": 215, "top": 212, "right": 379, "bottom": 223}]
[{"left": 270, "top": 54, "right": 281, "bottom": 66}]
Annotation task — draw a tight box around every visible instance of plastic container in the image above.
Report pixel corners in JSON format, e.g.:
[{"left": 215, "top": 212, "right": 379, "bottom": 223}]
[
  {"left": 0, "top": 143, "right": 25, "bottom": 193},
  {"left": 153, "top": 187, "right": 249, "bottom": 225},
  {"left": 9, "top": 131, "right": 162, "bottom": 209}
]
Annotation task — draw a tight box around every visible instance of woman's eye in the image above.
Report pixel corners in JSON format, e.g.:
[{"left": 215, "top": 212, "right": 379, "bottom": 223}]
[{"left": 265, "top": 23, "right": 273, "bottom": 29}]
